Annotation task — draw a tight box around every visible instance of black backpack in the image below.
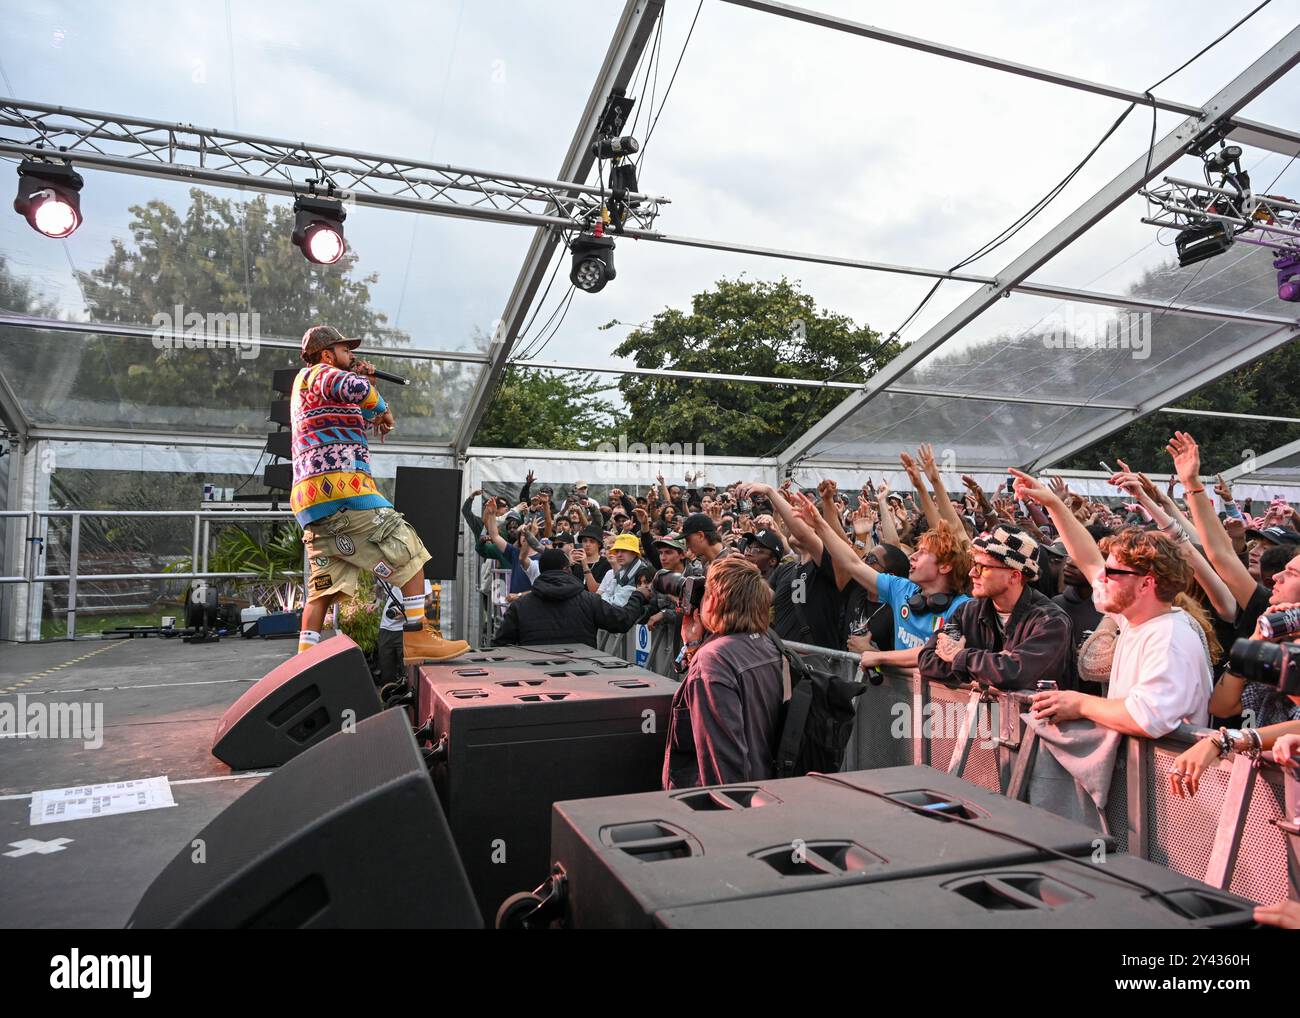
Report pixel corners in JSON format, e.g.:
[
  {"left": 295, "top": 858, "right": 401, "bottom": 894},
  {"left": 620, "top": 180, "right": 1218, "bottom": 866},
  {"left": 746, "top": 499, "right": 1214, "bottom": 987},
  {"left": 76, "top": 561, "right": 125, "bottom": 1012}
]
[{"left": 768, "top": 633, "right": 871, "bottom": 778}]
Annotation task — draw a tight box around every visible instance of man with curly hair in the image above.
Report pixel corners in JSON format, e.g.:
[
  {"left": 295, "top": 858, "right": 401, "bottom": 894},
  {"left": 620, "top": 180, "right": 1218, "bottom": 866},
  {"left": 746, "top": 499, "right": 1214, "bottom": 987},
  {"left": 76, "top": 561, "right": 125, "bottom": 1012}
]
[{"left": 1009, "top": 469, "right": 1211, "bottom": 737}]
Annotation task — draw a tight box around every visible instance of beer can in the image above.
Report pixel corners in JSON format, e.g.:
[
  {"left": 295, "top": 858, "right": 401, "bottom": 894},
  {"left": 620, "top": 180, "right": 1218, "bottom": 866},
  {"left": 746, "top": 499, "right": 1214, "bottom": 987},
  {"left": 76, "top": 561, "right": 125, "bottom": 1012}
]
[{"left": 1259, "top": 606, "right": 1300, "bottom": 640}]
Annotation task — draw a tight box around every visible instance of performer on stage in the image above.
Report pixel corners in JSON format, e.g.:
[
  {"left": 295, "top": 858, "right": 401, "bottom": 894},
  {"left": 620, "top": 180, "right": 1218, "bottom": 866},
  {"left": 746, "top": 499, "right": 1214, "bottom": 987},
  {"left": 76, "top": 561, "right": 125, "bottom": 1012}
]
[{"left": 291, "top": 325, "right": 468, "bottom": 661}]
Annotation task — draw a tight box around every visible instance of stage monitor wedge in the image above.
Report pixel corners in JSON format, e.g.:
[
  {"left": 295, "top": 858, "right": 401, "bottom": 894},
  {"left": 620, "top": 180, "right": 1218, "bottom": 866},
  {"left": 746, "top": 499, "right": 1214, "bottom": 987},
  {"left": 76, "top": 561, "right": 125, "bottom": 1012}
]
[{"left": 132, "top": 709, "right": 482, "bottom": 929}]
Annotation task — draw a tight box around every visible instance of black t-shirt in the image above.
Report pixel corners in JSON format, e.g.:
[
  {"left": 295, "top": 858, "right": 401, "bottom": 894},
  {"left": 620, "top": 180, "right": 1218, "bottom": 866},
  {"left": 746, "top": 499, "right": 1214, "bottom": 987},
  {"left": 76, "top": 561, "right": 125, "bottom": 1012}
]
[
  {"left": 769, "top": 559, "right": 804, "bottom": 642},
  {"left": 842, "top": 578, "right": 895, "bottom": 651},
  {"left": 1052, "top": 586, "right": 1103, "bottom": 649},
  {"left": 794, "top": 546, "right": 845, "bottom": 650},
  {"left": 1215, "top": 582, "right": 1271, "bottom": 673},
  {"left": 591, "top": 558, "right": 612, "bottom": 583}
]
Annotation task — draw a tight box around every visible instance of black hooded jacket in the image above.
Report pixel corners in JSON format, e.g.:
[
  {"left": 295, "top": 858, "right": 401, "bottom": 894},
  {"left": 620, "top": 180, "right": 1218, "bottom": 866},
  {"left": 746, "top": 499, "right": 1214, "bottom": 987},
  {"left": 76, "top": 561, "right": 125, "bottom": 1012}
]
[{"left": 495, "top": 569, "right": 648, "bottom": 645}]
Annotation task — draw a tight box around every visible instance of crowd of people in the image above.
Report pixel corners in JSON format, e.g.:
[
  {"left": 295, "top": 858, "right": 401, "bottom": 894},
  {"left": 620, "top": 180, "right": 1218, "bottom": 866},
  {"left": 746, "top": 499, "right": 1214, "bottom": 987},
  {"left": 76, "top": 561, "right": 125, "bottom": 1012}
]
[{"left": 471, "top": 435, "right": 1300, "bottom": 888}]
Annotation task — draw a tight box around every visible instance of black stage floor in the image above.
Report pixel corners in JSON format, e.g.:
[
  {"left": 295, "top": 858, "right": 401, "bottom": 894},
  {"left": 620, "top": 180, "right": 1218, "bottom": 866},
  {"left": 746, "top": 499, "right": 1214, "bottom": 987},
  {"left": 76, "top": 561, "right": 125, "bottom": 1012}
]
[{"left": 0, "top": 634, "right": 299, "bottom": 928}]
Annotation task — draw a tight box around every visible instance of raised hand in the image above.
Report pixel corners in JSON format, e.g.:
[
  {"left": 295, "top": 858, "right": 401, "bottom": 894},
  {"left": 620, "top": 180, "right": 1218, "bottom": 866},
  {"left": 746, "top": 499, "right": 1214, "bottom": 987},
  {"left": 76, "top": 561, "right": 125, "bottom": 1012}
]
[
  {"left": 917, "top": 442, "right": 941, "bottom": 484},
  {"left": 899, "top": 451, "right": 923, "bottom": 487},
  {"left": 1007, "top": 468, "right": 1053, "bottom": 507},
  {"left": 525, "top": 469, "right": 535, "bottom": 486},
  {"left": 1047, "top": 475, "right": 1069, "bottom": 500},
  {"left": 787, "top": 489, "right": 825, "bottom": 530},
  {"left": 817, "top": 478, "right": 838, "bottom": 502},
  {"left": 1214, "top": 473, "right": 1233, "bottom": 502},
  {"left": 1165, "top": 431, "right": 1201, "bottom": 487}
]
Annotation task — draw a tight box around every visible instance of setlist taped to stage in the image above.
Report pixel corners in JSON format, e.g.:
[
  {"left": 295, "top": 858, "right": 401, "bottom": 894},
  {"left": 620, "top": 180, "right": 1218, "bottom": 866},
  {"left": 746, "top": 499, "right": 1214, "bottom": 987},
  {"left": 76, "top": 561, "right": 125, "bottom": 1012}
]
[{"left": 30, "top": 776, "right": 177, "bottom": 826}]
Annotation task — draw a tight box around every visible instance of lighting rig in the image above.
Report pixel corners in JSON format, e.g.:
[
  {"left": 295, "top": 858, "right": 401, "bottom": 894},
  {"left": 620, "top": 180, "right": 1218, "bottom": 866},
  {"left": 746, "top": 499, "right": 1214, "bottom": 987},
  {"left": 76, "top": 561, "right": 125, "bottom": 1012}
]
[
  {"left": 1140, "top": 127, "right": 1300, "bottom": 301},
  {"left": 569, "top": 88, "right": 642, "bottom": 294}
]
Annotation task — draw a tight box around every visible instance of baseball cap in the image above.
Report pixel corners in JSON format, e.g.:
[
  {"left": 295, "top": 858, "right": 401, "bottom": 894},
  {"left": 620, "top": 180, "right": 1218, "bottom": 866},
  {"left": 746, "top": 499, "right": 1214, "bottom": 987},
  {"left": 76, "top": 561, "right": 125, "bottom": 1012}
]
[
  {"left": 972, "top": 525, "right": 1040, "bottom": 579},
  {"left": 742, "top": 528, "right": 784, "bottom": 556},
  {"left": 1245, "top": 525, "right": 1300, "bottom": 545},
  {"left": 653, "top": 535, "right": 686, "bottom": 551},
  {"left": 552, "top": 532, "right": 574, "bottom": 546},
  {"left": 680, "top": 512, "right": 718, "bottom": 538},
  {"left": 300, "top": 324, "right": 361, "bottom": 364},
  {"left": 1041, "top": 540, "right": 1069, "bottom": 559},
  {"left": 573, "top": 480, "right": 590, "bottom": 490}
]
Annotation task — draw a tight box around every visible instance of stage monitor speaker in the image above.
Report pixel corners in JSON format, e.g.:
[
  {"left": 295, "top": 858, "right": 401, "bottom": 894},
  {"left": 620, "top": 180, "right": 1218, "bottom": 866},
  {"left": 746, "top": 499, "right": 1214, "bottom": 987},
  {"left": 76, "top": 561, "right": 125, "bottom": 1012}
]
[
  {"left": 653, "top": 854, "right": 1257, "bottom": 929},
  {"left": 394, "top": 466, "right": 462, "bottom": 579},
  {"left": 419, "top": 660, "right": 677, "bottom": 923},
  {"left": 547, "top": 766, "right": 1115, "bottom": 930},
  {"left": 269, "top": 399, "right": 291, "bottom": 426},
  {"left": 212, "top": 634, "right": 381, "bottom": 769},
  {"left": 131, "top": 709, "right": 482, "bottom": 929},
  {"left": 272, "top": 366, "right": 300, "bottom": 395},
  {"left": 265, "top": 429, "right": 291, "bottom": 460},
  {"left": 263, "top": 461, "right": 292, "bottom": 491}
]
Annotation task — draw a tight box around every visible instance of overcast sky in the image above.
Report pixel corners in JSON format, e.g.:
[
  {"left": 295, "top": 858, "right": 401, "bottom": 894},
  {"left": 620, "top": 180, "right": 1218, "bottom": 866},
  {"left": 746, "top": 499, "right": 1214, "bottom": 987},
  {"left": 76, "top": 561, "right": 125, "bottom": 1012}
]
[{"left": 3, "top": 0, "right": 1299, "bottom": 402}]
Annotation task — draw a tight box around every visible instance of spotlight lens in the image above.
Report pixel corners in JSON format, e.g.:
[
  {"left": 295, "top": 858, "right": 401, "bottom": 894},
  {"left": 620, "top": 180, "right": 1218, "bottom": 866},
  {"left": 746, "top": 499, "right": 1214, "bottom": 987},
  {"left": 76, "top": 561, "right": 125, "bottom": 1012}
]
[
  {"left": 31, "top": 191, "right": 79, "bottom": 238},
  {"left": 306, "top": 224, "right": 345, "bottom": 264},
  {"left": 574, "top": 258, "right": 604, "bottom": 291}
]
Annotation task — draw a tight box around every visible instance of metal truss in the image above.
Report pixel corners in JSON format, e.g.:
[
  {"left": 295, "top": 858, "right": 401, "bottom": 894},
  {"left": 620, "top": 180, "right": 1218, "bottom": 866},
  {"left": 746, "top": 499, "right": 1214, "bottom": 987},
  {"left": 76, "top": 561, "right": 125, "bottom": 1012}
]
[
  {"left": 1140, "top": 175, "right": 1300, "bottom": 252},
  {"left": 780, "top": 23, "right": 1300, "bottom": 471},
  {"left": 722, "top": 0, "right": 1300, "bottom": 158},
  {"left": 453, "top": 0, "right": 665, "bottom": 454},
  {"left": 0, "top": 98, "right": 669, "bottom": 234}
]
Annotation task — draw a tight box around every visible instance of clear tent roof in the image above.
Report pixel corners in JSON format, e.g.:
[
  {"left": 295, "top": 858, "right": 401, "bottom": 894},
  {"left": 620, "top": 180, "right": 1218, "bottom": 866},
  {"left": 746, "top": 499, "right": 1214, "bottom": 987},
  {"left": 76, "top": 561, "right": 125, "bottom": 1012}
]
[{"left": 0, "top": 0, "right": 1298, "bottom": 468}]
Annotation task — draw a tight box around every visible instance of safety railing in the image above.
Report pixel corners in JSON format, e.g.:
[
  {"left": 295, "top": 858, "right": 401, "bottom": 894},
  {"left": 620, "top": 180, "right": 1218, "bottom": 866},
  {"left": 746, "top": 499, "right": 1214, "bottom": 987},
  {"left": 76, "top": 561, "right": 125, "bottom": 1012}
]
[
  {"left": 595, "top": 622, "right": 1298, "bottom": 905},
  {"left": 0, "top": 508, "right": 304, "bottom": 641}
]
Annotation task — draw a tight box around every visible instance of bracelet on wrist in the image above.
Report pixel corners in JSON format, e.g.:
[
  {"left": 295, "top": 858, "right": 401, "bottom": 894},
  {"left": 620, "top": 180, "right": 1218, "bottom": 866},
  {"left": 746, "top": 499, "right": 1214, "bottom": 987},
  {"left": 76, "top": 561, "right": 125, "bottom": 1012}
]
[{"left": 1185, "top": 486, "right": 1206, "bottom": 495}]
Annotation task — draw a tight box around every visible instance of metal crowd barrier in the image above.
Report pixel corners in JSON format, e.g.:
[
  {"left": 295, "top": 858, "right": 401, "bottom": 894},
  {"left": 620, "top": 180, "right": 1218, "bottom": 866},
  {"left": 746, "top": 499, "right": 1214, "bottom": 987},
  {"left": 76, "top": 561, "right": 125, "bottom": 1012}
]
[
  {"left": 601, "top": 623, "right": 1298, "bottom": 905},
  {"left": 0, "top": 509, "right": 305, "bottom": 641}
]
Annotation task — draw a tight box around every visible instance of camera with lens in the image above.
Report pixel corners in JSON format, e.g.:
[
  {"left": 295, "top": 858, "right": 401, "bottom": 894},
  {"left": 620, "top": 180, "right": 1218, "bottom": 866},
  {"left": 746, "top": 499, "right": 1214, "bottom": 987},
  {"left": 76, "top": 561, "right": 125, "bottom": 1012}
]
[
  {"left": 653, "top": 568, "right": 704, "bottom": 613},
  {"left": 1228, "top": 638, "right": 1300, "bottom": 695}
]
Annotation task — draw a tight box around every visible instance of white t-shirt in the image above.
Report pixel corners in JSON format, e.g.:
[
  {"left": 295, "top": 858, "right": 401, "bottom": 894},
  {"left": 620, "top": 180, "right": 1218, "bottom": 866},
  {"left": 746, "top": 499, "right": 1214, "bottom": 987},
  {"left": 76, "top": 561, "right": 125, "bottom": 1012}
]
[{"left": 1107, "top": 608, "right": 1211, "bottom": 737}]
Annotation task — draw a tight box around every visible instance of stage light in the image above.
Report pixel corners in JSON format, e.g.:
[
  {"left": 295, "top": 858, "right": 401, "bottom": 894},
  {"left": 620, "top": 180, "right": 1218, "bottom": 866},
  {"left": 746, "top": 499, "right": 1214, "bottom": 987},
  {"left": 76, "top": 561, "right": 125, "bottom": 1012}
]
[
  {"left": 292, "top": 195, "right": 346, "bottom": 264},
  {"left": 570, "top": 230, "right": 616, "bottom": 293},
  {"left": 1174, "top": 221, "right": 1233, "bottom": 268},
  {"left": 14, "top": 159, "right": 84, "bottom": 238},
  {"left": 591, "top": 135, "right": 639, "bottom": 160},
  {"left": 1276, "top": 250, "right": 1300, "bottom": 303}
]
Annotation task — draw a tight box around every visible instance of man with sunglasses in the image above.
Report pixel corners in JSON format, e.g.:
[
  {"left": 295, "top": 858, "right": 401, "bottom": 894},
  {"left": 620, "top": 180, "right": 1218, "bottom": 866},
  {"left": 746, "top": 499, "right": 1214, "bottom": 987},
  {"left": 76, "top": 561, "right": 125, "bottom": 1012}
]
[
  {"left": 1009, "top": 469, "right": 1211, "bottom": 737},
  {"left": 918, "top": 524, "right": 1075, "bottom": 690}
]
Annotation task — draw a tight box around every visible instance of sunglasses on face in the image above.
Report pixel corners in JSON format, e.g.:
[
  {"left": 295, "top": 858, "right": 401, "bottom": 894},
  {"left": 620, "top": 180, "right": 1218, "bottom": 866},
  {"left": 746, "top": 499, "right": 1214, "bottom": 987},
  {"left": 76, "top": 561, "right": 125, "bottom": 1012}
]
[
  {"left": 970, "top": 562, "right": 1014, "bottom": 576},
  {"left": 1103, "top": 566, "right": 1148, "bottom": 580}
]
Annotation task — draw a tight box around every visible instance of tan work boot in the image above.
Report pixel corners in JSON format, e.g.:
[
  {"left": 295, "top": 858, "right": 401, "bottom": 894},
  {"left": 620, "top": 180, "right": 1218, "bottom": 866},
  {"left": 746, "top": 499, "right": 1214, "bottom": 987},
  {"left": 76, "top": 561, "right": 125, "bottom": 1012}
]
[{"left": 403, "top": 621, "right": 470, "bottom": 662}]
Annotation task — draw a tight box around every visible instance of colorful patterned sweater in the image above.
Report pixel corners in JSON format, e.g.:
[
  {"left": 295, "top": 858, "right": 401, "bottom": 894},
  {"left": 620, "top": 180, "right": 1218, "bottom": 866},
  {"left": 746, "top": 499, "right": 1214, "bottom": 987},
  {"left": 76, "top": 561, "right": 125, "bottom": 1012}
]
[{"left": 289, "top": 363, "right": 392, "bottom": 526}]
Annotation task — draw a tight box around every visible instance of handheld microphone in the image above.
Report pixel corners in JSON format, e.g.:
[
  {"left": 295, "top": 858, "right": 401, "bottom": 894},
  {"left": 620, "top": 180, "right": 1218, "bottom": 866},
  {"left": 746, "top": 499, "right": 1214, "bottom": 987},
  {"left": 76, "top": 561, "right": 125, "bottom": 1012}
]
[{"left": 364, "top": 366, "right": 409, "bottom": 386}]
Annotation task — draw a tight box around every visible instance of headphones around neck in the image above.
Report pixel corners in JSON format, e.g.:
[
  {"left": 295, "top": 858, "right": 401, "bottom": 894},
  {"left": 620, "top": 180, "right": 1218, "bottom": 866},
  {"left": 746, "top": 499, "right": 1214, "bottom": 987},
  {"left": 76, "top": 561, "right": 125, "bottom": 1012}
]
[{"left": 906, "top": 590, "right": 955, "bottom": 615}]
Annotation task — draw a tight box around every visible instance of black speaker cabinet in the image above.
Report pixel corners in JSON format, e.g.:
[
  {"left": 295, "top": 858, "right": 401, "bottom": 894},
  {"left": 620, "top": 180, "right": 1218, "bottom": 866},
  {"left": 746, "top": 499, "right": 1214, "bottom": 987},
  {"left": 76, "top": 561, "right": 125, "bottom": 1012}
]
[
  {"left": 419, "top": 659, "right": 677, "bottom": 922},
  {"left": 130, "top": 709, "right": 481, "bottom": 928},
  {"left": 212, "top": 634, "right": 380, "bottom": 769},
  {"left": 393, "top": 465, "right": 463, "bottom": 580},
  {"left": 548, "top": 766, "right": 1114, "bottom": 929},
  {"left": 653, "top": 854, "right": 1257, "bottom": 929}
]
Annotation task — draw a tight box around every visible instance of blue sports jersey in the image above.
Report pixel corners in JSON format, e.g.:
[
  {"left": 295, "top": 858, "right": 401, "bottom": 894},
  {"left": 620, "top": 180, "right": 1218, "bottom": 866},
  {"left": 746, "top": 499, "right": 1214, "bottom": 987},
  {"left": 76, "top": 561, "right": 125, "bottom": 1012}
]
[{"left": 876, "top": 573, "right": 970, "bottom": 650}]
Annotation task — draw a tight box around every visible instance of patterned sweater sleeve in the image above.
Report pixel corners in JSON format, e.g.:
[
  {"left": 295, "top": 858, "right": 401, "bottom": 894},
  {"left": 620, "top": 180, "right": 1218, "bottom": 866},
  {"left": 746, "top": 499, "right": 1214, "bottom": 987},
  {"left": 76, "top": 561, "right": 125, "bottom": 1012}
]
[{"left": 307, "top": 364, "right": 387, "bottom": 419}]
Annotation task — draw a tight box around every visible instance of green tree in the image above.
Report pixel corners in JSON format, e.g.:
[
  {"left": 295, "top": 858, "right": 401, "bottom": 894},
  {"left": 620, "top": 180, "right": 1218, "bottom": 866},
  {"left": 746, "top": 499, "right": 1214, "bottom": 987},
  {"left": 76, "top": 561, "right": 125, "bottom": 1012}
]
[
  {"left": 611, "top": 277, "right": 900, "bottom": 457},
  {"left": 473, "top": 366, "right": 624, "bottom": 450}
]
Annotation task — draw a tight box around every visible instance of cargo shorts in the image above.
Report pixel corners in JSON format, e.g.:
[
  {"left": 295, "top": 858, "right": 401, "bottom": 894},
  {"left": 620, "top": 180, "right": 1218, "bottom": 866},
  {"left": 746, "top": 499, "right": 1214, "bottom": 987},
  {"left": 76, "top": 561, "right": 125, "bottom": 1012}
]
[{"left": 302, "top": 506, "right": 430, "bottom": 602}]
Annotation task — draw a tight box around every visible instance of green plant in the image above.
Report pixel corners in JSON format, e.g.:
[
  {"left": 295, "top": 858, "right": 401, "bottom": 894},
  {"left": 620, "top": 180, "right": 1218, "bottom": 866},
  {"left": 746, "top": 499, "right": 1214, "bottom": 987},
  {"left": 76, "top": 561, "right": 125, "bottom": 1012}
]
[
  {"left": 168, "top": 522, "right": 307, "bottom": 611},
  {"left": 335, "top": 570, "right": 379, "bottom": 656}
]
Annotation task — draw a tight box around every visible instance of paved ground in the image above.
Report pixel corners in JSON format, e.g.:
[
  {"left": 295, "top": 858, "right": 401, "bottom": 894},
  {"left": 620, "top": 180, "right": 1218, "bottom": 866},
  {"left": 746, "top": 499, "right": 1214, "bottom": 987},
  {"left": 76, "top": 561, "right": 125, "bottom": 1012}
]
[{"left": 0, "top": 634, "right": 298, "bottom": 928}]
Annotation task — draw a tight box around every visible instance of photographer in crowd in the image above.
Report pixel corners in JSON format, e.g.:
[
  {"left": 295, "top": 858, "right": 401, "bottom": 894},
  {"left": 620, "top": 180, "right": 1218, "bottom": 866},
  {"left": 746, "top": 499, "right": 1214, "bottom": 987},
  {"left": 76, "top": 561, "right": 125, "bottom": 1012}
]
[{"left": 662, "top": 557, "right": 786, "bottom": 789}]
